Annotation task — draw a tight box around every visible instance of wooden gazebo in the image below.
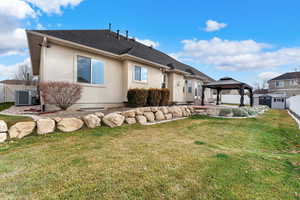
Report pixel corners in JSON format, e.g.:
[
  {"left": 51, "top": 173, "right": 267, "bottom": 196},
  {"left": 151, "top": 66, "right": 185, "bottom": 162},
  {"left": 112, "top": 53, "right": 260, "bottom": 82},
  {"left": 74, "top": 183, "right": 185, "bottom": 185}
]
[{"left": 201, "top": 77, "right": 253, "bottom": 107}]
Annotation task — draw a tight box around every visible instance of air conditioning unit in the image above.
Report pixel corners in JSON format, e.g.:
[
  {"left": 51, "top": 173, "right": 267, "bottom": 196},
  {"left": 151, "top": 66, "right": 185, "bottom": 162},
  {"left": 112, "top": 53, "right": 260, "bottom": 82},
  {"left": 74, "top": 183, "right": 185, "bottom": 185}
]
[{"left": 15, "top": 90, "right": 33, "bottom": 106}]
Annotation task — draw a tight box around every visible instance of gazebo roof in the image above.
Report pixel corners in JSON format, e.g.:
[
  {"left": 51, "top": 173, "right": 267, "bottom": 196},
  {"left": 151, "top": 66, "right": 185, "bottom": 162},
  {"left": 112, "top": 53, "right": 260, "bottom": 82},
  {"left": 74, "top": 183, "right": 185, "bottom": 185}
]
[{"left": 204, "top": 77, "right": 252, "bottom": 90}]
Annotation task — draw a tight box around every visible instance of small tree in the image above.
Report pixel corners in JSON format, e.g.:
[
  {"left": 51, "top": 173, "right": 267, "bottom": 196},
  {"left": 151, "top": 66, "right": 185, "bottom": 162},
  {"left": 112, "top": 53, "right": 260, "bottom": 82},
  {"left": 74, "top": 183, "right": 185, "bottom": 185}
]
[
  {"left": 39, "top": 81, "right": 82, "bottom": 110},
  {"left": 15, "top": 63, "right": 35, "bottom": 81}
]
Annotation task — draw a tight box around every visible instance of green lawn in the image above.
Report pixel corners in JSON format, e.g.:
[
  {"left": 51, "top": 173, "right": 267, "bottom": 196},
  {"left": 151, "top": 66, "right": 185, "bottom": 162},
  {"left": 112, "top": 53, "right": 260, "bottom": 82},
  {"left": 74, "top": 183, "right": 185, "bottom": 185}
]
[
  {"left": 0, "top": 110, "right": 300, "bottom": 199},
  {"left": 0, "top": 102, "right": 14, "bottom": 112}
]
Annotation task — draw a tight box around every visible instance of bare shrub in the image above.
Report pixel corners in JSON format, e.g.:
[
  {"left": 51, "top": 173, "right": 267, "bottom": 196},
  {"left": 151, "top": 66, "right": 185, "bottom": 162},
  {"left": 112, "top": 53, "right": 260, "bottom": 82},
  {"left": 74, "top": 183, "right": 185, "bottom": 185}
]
[{"left": 39, "top": 81, "right": 82, "bottom": 110}]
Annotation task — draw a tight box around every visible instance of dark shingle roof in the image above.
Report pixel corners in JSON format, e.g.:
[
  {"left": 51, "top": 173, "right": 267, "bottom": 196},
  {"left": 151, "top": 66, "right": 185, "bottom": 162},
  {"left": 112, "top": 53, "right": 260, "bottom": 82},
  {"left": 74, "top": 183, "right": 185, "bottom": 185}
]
[
  {"left": 269, "top": 72, "right": 300, "bottom": 81},
  {"left": 31, "top": 29, "right": 214, "bottom": 82},
  {"left": 205, "top": 77, "right": 252, "bottom": 89}
]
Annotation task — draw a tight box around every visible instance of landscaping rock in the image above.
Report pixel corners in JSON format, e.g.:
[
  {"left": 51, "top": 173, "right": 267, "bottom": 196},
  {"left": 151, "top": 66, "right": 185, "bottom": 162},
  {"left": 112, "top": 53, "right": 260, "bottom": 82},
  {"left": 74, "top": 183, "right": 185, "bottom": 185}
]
[
  {"left": 136, "top": 115, "right": 147, "bottom": 124},
  {"left": 143, "top": 107, "right": 151, "bottom": 112},
  {"left": 165, "top": 113, "right": 173, "bottom": 120},
  {"left": 170, "top": 106, "right": 182, "bottom": 118},
  {"left": 9, "top": 121, "right": 36, "bottom": 139},
  {"left": 0, "top": 132, "right": 7, "bottom": 143},
  {"left": 0, "top": 120, "right": 8, "bottom": 132},
  {"left": 125, "top": 117, "right": 136, "bottom": 125},
  {"left": 37, "top": 118, "right": 55, "bottom": 135},
  {"left": 151, "top": 107, "right": 159, "bottom": 112},
  {"left": 52, "top": 117, "right": 62, "bottom": 123},
  {"left": 94, "top": 112, "right": 105, "bottom": 118},
  {"left": 144, "top": 112, "right": 155, "bottom": 122},
  {"left": 182, "top": 111, "right": 189, "bottom": 117},
  {"left": 135, "top": 108, "right": 144, "bottom": 115},
  {"left": 155, "top": 110, "right": 165, "bottom": 121},
  {"left": 160, "top": 106, "right": 169, "bottom": 114},
  {"left": 83, "top": 114, "right": 101, "bottom": 128},
  {"left": 57, "top": 118, "right": 84, "bottom": 132},
  {"left": 102, "top": 113, "right": 125, "bottom": 127},
  {"left": 122, "top": 110, "right": 135, "bottom": 118}
]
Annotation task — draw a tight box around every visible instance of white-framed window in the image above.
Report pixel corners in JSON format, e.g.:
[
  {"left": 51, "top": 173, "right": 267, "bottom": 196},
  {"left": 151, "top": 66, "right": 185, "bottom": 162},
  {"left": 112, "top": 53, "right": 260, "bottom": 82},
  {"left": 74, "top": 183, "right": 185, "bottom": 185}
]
[
  {"left": 77, "top": 55, "right": 104, "bottom": 84},
  {"left": 289, "top": 79, "right": 297, "bottom": 86},
  {"left": 275, "top": 81, "right": 284, "bottom": 88},
  {"left": 187, "top": 80, "right": 192, "bottom": 93},
  {"left": 134, "top": 66, "right": 148, "bottom": 82}
]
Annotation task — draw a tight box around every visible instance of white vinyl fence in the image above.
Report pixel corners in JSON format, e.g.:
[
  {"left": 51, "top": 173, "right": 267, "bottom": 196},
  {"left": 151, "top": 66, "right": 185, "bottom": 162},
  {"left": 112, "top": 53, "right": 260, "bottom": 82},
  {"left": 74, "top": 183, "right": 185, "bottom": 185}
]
[
  {"left": 0, "top": 83, "right": 4, "bottom": 103},
  {"left": 213, "top": 94, "right": 250, "bottom": 105},
  {"left": 287, "top": 95, "right": 300, "bottom": 118}
]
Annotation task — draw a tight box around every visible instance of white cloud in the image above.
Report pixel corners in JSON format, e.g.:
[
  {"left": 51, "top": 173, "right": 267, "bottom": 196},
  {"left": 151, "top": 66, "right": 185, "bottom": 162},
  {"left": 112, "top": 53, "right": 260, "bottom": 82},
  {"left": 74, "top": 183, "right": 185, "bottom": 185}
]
[
  {"left": 0, "top": 0, "right": 36, "bottom": 19},
  {"left": 258, "top": 72, "right": 281, "bottom": 80},
  {"left": 205, "top": 20, "right": 227, "bottom": 32},
  {"left": 0, "top": 0, "right": 83, "bottom": 57},
  {"left": 172, "top": 37, "right": 300, "bottom": 71},
  {"left": 0, "top": 28, "right": 27, "bottom": 56},
  {"left": 0, "top": 58, "right": 30, "bottom": 80},
  {"left": 24, "top": 0, "right": 84, "bottom": 14},
  {"left": 136, "top": 38, "right": 160, "bottom": 48},
  {"left": 36, "top": 23, "right": 45, "bottom": 30}
]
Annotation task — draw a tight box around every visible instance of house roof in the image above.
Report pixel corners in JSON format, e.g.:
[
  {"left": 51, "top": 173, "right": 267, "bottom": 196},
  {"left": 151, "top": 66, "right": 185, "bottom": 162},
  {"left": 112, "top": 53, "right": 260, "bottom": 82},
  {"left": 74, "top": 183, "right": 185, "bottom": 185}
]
[
  {"left": 26, "top": 29, "right": 214, "bottom": 82},
  {"left": 204, "top": 77, "right": 252, "bottom": 90},
  {"left": 269, "top": 72, "right": 300, "bottom": 81},
  {"left": 0, "top": 79, "right": 37, "bottom": 86}
]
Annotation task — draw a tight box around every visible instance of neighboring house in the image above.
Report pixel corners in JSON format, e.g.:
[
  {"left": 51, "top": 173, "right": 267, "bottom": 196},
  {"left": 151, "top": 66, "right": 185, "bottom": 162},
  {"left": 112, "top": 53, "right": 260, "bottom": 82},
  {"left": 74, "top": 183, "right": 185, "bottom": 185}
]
[
  {"left": 0, "top": 80, "right": 37, "bottom": 103},
  {"left": 268, "top": 72, "right": 300, "bottom": 97},
  {"left": 26, "top": 29, "right": 214, "bottom": 109}
]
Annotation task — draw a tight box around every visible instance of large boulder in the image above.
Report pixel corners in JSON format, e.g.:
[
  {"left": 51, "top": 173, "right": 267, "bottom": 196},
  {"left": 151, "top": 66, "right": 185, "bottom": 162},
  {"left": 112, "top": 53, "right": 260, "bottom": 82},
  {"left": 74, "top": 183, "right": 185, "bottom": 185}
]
[
  {"left": 160, "top": 106, "right": 169, "bottom": 114},
  {"left": 57, "top": 118, "right": 84, "bottom": 132},
  {"left": 0, "top": 132, "right": 7, "bottom": 143},
  {"left": 165, "top": 113, "right": 173, "bottom": 120},
  {"left": 143, "top": 107, "right": 151, "bottom": 112},
  {"left": 122, "top": 110, "right": 135, "bottom": 118},
  {"left": 102, "top": 113, "right": 125, "bottom": 127},
  {"left": 155, "top": 110, "right": 165, "bottom": 121},
  {"left": 135, "top": 108, "right": 144, "bottom": 115},
  {"left": 83, "top": 114, "right": 101, "bottom": 128},
  {"left": 125, "top": 117, "right": 136, "bottom": 125},
  {"left": 37, "top": 118, "right": 55, "bottom": 135},
  {"left": 9, "top": 121, "right": 36, "bottom": 139},
  {"left": 151, "top": 107, "right": 159, "bottom": 112},
  {"left": 136, "top": 115, "right": 147, "bottom": 125},
  {"left": 94, "top": 112, "right": 105, "bottom": 118},
  {"left": 169, "top": 106, "right": 182, "bottom": 118},
  {"left": 144, "top": 112, "right": 155, "bottom": 122},
  {"left": 0, "top": 120, "right": 8, "bottom": 133},
  {"left": 52, "top": 117, "right": 62, "bottom": 123}
]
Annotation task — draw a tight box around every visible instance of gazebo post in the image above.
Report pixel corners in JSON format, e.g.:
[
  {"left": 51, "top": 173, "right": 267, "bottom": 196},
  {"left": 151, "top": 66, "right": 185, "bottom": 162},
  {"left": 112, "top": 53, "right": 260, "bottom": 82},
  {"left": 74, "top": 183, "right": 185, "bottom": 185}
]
[
  {"left": 201, "top": 86, "right": 206, "bottom": 105},
  {"left": 239, "top": 87, "right": 245, "bottom": 107},
  {"left": 249, "top": 88, "right": 253, "bottom": 107},
  {"left": 216, "top": 88, "right": 221, "bottom": 105}
]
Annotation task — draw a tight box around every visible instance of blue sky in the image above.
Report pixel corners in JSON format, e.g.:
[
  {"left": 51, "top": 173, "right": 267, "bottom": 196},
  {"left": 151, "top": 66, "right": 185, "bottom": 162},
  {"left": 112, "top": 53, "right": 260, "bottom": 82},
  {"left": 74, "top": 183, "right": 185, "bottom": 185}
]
[{"left": 1, "top": 0, "right": 300, "bottom": 86}]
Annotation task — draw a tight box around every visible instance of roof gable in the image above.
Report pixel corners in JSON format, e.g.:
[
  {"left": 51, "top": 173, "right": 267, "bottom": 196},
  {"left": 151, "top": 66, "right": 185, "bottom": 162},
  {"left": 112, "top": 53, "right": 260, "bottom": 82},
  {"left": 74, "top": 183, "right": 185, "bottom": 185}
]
[{"left": 270, "top": 72, "right": 300, "bottom": 81}]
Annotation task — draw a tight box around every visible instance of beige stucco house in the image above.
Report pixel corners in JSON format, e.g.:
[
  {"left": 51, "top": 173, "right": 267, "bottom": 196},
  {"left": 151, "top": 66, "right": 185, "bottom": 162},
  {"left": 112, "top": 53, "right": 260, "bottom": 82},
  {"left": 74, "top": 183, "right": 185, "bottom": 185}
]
[{"left": 26, "top": 29, "right": 214, "bottom": 109}]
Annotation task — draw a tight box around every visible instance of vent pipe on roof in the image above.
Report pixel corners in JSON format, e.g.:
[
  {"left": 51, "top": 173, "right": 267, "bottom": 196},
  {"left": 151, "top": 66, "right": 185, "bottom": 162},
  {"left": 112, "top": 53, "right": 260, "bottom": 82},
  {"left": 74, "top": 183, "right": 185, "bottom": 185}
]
[
  {"left": 117, "top": 29, "right": 120, "bottom": 39},
  {"left": 126, "top": 30, "right": 128, "bottom": 40}
]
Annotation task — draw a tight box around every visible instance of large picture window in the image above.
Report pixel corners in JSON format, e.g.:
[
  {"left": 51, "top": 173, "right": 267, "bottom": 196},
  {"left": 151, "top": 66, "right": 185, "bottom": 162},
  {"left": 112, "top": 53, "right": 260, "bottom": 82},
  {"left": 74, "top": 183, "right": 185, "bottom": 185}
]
[
  {"left": 77, "top": 56, "right": 104, "bottom": 85},
  {"left": 134, "top": 66, "right": 148, "bottom": 82}
]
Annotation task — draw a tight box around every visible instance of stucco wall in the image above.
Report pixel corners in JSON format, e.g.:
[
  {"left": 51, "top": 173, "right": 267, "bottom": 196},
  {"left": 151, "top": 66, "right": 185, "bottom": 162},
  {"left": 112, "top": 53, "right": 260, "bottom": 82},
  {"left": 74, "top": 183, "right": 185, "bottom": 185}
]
[
  {"left": 41, "top": 44, "right": 164, "bottom": 108},
  {"left": 42, "top": 44, "right": 126, "bottom": 108}
]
